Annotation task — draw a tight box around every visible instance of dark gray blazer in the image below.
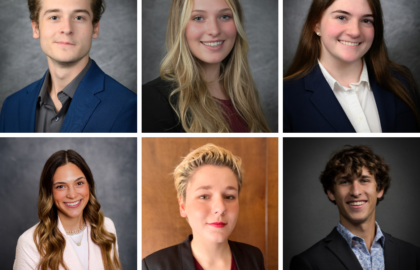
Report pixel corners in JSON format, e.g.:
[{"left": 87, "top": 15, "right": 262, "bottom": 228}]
[
  {"left": 142, "top": 235, "right": 265, "bottom": 270},
  {"left": 290, "top": 227, "right": 420, "bottom": 270}
]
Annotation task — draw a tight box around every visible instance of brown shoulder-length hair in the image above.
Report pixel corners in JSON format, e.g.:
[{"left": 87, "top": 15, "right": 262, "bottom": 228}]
[
  {"left": 319, "top": 145, "right": 391, "bottom": 205},
  {"left": 28, "top": 0, "right": 106, "bottom": 25},
  {"left": 284, "top": 0, "right": 420, "bottom": 124},
  {"left": 33, "top": 150, "right": 122, "bottom": 270}
]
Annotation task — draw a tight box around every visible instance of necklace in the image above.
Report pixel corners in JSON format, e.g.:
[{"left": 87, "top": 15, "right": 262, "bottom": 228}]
[{"left": 66, "top": 223, "right": 86, "bottom": 247}]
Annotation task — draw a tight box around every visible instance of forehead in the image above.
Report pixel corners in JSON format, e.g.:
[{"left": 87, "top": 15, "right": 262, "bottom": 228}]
[
  {"left": 52, "top": 163, "right": 86, "bottom": 183},
  {"left": 187, "top": 165, "right": 238, "bottom": 191},
  {"left": 39, "top": 0, "right": 92, "bottom": 12},
  {"left": 336, "top": 166, "right": 375, "bottom": 180},
  {"left": 191, "top": 0, "right": 231, "bottom": 12},
  {"left": 325, "top": 0, "right": 372, "bottom": 15}
]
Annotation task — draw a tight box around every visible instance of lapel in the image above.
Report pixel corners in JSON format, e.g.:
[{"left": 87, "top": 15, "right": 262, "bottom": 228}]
[
  {"left": 304, "top": 65, "right": 355, "bottom": 132},
  {"left": 19, "top": 73, "right": 46, "bottom": 132},
  {"left": 87, "top": 221, "right": 105, "bottom": 270},
  {"left": 383, "top": 232, "right": 399, "bottom": 270},
  {"left": 325, "top": 228, "right": 363, "bottom": 270},
  {"left": 57, "top": 217, "right": 86, "bottom": 270},
  {"left": 180, "top": 235, "right": 198, "bottom": 270},
  {"left": 60, "top": 60, "right": 104, "bottom": 132},
  {"left": 369, "top": 72, "right": 396, "bottom": 132}
]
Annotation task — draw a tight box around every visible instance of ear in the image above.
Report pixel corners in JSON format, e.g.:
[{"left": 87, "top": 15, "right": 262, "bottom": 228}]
[
  {"left": 314, "top": 23, "right": 320, "bottom": 36},
  {"left": 377, "top": 188, "right": 384, "bottom": 199},
  {"left": 92, "top": 21, "right": 100, "bottom": 39},
  {"left": 179, "top": 197, "right": 187, "bottom": 218},
  {"left": 327, "top": 189, "right": 336, "bottom": 202},
  {"left": 31, "top": 21, "right": 40, "bottom": 39}
]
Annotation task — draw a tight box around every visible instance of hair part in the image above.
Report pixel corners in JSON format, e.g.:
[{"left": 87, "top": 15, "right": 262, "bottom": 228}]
[
  {"left": 160, "top": 0, "right": 271, "bottom": 132},
  {"left": 34, "top": 150, "right": 121, "bottom": 270},
  {"left": 174, "top": 144, "right": 243, "bottom": 201},
  {"left": 319, "top": 145, "right": 391, "bottom": 205},
  {"left": 28, "top": 0, "right": 106, "bottom": 25},
  {"left": 284, "top": 0, "right": 420, "bottom": 125}
]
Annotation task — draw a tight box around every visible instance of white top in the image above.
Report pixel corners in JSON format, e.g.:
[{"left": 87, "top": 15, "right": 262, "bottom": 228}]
[
  {"left": 68, "top": 226, "right": 89, "bottom": 270},
  {"left": 318, "top": 60, "right": 382, "bottom": 133}
]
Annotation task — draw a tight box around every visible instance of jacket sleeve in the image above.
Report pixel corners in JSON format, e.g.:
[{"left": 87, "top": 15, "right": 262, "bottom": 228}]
[
  {"left": 110, "top": 96, "right": 137, "bottom": 133},
  {"left": 13, "top": 233, "right": 40, "bottom": 270},
  {"left": 290, "top": 254, "right": 313, "bottom": 270},
  {"left": 142, "top": 258, "right": 149, "bottom": 270}
]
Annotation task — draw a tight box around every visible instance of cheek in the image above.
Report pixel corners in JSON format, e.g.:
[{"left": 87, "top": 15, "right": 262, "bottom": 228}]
[
  {"left": 364, "top": 28, "right": 375, "bottom": 44},
  {"left": 52, "top": 190, "right": 63, "bottom": 204},
  {"left": 223, "top": 22, "right": 237, "bottom": 38},
  {"left": 185, "top": 24, "right": 202, "bottom": 44}
]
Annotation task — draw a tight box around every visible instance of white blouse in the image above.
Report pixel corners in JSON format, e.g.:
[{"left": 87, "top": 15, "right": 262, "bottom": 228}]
[{"left": 68, "top": 226, "right": 89, "bottom": 270}]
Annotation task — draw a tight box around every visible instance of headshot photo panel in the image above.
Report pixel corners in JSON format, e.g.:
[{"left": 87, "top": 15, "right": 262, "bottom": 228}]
[
  {"left": 283, "top": 0, "right": 420, "bottom": 133},
  {"left": 142, "top": 0, "right": 278, "bottom": 133},
  {"left": 142, "top": 137, "right": 278, "bottom": 269},
  {"left": 284, "top": 138, "right": 420, "bottom": 270},
  {"left": 0, "top": 0, "right": 137, "bottom": 133},
  {"left": 0, "top": 138, "right": 137, "bottom": 270}
]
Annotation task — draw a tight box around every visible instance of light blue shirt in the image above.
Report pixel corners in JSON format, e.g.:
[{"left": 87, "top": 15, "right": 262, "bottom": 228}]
[{"left": 337, "top": 222, "right": 385, "bottom": 270}]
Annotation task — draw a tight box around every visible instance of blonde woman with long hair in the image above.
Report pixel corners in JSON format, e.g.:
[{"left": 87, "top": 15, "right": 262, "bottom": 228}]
[
  {"left": 142, "top": 144, "right": 265, "bottom": 269},
  {"left": 142, "top": 0, "right": 271, "bottom": 133},
  {"left": 14, "top": 150, "right": 122, "bottom": 270}
]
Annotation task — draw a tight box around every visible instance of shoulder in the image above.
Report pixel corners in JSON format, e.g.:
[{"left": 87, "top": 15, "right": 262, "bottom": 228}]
[
  {"left": 103, "top": 217, "right": 117, "bottom": 234},
  {"left": 14, "top": 223, "right": 41, "bottom": 267},
  {"left": 142, "top": 77, "right": 177, "bottom": 101},
  {"left": 142, "top": 243, "right": 183, "bottom": 269},
  {"left": 3, "top": 79, "right": 42, "bottom": 106},
  {"left": 229, "top": 240, "right": 263, "bottom": 257},
  {"left": 228, "top": 240, "right": 265, "bottom": 269},
  {"left": 103, "top": 74, "right": 136, "bottom": 99},
  {"left": 385, "top": 232, "right": 420, "bottom": 255}
]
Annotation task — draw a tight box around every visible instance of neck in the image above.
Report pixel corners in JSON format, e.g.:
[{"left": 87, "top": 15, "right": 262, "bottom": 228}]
[
  {"left": 47, "top": 55, "right": 89, "bottom": 97},
  {"left": 190, "top": 233, "right": 231, "bottom": 269},
  {"left": 58, "top": 212, "right": 84, "bottom": 233},
  {"left": 319, "top": 56, "right": 363, "bottom": 88},
  {"left": 340, "top": 213, "right": 377, "bottom": 251},
  {"left": 199, "top": 61, "right": 228, "bottom": 100}
]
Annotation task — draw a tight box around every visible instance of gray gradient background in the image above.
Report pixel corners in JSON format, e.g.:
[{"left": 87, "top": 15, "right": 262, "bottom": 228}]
[
  {"left": 283, "top": 0, "right": 420, "bottom": 84},
  {"left": 0, "top": 0, "right": 137, "bottom": 113},
  {"left": 0, "top": 138, "right": 137, "bottom": 270},
  {"left": 142, "top": 0, "right": 279, "bottom": 132},
  {"left": 284, "top": 138, "right": 420, "bottom": 269}
]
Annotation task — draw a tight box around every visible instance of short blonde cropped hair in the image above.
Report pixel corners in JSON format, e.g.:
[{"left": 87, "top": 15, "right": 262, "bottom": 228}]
[{"left": 174, "top": 144, "right": 243, "bottom": 201}]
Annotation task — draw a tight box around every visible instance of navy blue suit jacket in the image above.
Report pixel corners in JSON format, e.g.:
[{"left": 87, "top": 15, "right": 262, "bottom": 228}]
[
  {"left": 283, "top": 65, "right": 419, "bottom": 132},
  {"left": 0, "top": 60, "right": 137, "bottom": 132}
]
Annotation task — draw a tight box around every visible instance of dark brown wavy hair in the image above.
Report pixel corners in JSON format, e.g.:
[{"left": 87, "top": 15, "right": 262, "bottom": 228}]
[
  {"left": 28, "top": 0, "right": 106, "bottom": 25},
  {"left": 284, "top": 0, "right": 420, "bottom": 124},
  {"left": 319, "top": 145, "right": 391, "bottom": 205},
  {"left": 33, "top": 150, "right": 122, "bottom": 270}
]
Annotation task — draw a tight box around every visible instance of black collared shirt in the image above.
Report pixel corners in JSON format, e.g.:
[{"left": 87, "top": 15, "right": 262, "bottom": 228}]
[{"left": 35, "top": 59, "right": 92, "bottom": 132}]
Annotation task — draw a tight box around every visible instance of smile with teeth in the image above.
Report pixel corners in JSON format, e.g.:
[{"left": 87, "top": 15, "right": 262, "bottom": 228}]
[
  {"left": 64, "top": 199, "right": 82, "bottom": 206},
  {"left": 339, "top": 40, "right": 361, "bottom": 46},
  {"left": 348, "top": 201, "right": 366, "bottom": 206},
  {"left": 202, "top": 41, "right": 224, "bottom": 47}
]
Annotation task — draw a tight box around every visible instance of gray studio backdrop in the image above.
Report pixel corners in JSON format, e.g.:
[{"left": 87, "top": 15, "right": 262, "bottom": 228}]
[
  {"left": 284, "top": 138, "right": 420, "bottom": 269},
  {"left": 0, "top": 0, "right": 137, "bottom": 112},
  {"left": 283, "top": 0, "right": 420, "bottom": 84},
  {"left": 0, "top": 138, "right": 137, "bottom": 270},
  {"left": 142, "top": 0, "right": 279, "bottom": 132}
]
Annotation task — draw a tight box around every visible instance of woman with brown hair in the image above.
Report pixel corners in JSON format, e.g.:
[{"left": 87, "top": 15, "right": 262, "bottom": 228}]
[
  {"left": 13, "top": 150, "right": 122, "bottom": 270},
  {"left": 283, "top": 0, "right": 420, "bottom": 132}
]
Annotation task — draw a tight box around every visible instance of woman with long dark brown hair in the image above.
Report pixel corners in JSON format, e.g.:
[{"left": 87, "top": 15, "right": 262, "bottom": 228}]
[
  {"left": 283, "top": 0, "right": 420, "bottom": 132},
  {"left": 13, "top": 150, "right": 122, "bottom": 270}
]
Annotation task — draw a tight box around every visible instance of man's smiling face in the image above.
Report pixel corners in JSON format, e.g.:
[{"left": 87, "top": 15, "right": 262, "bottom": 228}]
[
  {"left": 327, "top": 167, "right": 384, "bottom": 228},
  {"left": 32, "top": 0, "right": 99, "bottom": 65}
]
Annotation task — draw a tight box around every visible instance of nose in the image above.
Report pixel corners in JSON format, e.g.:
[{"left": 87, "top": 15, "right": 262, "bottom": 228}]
[
  {"left": 346, "top": 20, "right": 361, "bottom": 38},
  {"left": 61, "top": 18, "right": 73, "bottom": 35},
  {"left": 66, "top": 186, "right": 77, "bottom": 199},
  {"left": 212, "top": 196, "right": 226, "bottom": 216},
  {"left": 350, "top": 181, "right": 361, "bottom": 197},
  {"left": 206, "top": 18, "right": 221, "bottom": 37}
]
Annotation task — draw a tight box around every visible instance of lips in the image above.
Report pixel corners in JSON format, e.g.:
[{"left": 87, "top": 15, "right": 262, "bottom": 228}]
[
  {"left": 208, "top": 222, "right": 227, "bottom": 228},
  {"left": 347, "top": 200, "right": 367, "bottom": 209},
  {"left": 56, "top": 42, "right": 75, "bottom": 46},
  {"left": 339, "top": 40, "right": 362, "bottom": 47},
  {"left": 200, "top": 40, "right": 224, "bottom": 50},
  {"left": 64, "top": 199, "right": 82, "bottom": 208}
]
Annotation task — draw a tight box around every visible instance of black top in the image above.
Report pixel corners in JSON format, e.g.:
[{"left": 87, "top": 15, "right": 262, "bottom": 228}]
[
  {"left": 142, "top": 235, "right": 265, "bottom": 270},
  {"left": 290, "top": 227, "right": 420, "bottom": 270},
  {"left": 142, "top": 77, "right": 184, "bottom": 132}
]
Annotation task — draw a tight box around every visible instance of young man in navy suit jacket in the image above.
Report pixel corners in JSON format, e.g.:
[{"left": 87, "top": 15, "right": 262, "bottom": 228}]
[
  {"left": 291, "top": 145, "right": 420, "bottom": 270},
  {"left": 0, "top": 0, "right": 136, "bottom": 133}
]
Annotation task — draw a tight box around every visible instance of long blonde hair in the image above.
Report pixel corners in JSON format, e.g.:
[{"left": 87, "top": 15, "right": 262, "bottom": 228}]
[
  {"left": 160, "top": 0, "right": 271, "bottom": 132},
  {"left": 33, "top": 150, "right": 122, "bottom": 270}
]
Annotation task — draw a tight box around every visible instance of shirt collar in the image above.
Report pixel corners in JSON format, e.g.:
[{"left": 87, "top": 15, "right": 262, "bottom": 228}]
[
  {"left": 337, "top": 221, "right": 385, "bottom": 248},
  {"left": 318, "top": 59, "right": 370, "bottom": 92}
]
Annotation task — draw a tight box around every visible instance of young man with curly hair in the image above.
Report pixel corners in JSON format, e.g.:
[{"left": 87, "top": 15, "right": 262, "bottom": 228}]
[
  {"left": 291, "top": 145, "right": 420, "bottom": 270},
  {"left": 0, "top": 0, "right": 136, "bottom": 132}
]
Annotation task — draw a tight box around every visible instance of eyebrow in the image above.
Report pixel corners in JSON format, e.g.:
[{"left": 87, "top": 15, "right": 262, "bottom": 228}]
[
  {"left": 195, "top": 185, "right": 238, "bottom": 191},
  {"left": 191, "top": 8, "right": 232, "bottom": 13},
  {"left": 43, "top": 9, "right": 91, "bottom": 17},
  {"left": 331, "top": 10, "right": 374, "bottom": 18},
  {"left": 53, "top": 176, "right": 86, "bottom": 186}
]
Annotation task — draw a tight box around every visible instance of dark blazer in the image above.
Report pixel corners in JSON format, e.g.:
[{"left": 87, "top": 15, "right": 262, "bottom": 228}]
[
  {"left": 290, "top": 228, "right": 420, "bottom": 270},
  {"left": 0, "top": 60, "right": 137, "bottom": 132},
  {"left": 283, "top": 64, "right": 419, "bottom": 132},
  {"left": 142, "top": 235, "right": 265, "bottom": 270},
  {"left": 142, "top": 77, "right": 184, "bottom": 132}
]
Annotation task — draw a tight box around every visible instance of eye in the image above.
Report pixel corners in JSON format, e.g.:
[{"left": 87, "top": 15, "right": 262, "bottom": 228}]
[
  {"left": 199, "top": 195, "right": 209, "bottom": 199},
  {"left": 225, "top": 195, "right": 236, "bottom": 200},
  {"left": 75, "top": 16, "right": 83, "bottom": 21},
  {"left": 193, "top": 16, "right": 204, "bottom": 22},
  {"left": 362, "top": 19, "right": 373, "bottom": 24},
  {"left": 221, "top": 15, "right": 231, "bottom": 20},
  {"left": 50, "top": 16, "right": 58, "bottom": 21},
  {"left": 339, "top": 180, "right": 348, "bottom": 185},
  {"left": 76, "top": 181, "right": 84, "bottom": 186},
  {"left": 55, "top": 185, "right": 64, "bottom": 189},
  {"left": 337, "top": 16, "right": 346, "bottom": 21}
]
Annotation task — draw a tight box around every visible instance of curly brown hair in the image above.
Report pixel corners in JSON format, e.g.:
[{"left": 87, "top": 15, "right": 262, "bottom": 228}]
[
  {"left": 319, "top": 145, "right": 391, "bottom": 205},
  {"left": 28, "top": 0, "right": 106, "bottom": 25}
]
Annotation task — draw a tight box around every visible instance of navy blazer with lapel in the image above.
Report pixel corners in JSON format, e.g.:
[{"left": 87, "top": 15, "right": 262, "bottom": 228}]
[
  {"left": 142, "top": 235, "right": 265, "bottom": 270},
  {"left": 283, "top": 64, "right": 419, "bottom": 132},
  {"left": 290, "top": 228, "right": 420, "bottom": 270},
  {"left": 0, "top": 60, "right": 137, "bottom": 132}
]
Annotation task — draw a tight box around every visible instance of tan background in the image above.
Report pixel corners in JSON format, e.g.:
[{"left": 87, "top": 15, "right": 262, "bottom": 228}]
[{"left": 142, "top": 137, "right": 278, "bottom": 269}]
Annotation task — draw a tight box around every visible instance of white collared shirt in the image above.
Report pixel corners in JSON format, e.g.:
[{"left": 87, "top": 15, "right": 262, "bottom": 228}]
[{"left": 318, "top": 60, "right": 382, "bottom": 133}]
